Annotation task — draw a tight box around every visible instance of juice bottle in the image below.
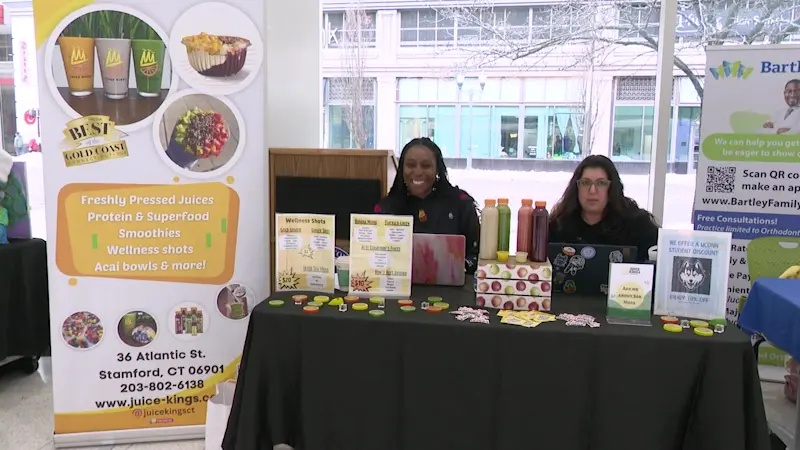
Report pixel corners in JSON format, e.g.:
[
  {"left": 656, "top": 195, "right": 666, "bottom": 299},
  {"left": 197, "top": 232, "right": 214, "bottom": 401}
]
[
  {"left": 516, "top": 199, "right": 534, "bottom": 257},
  {"left": 497, "top": 198, "right": 511, "bottom": 253},
  {"left": 530, "top": 201, "right": 549, "bottom": 262},
  {"left": 479, "top": 199, "right": 499, "bottom": 259}
]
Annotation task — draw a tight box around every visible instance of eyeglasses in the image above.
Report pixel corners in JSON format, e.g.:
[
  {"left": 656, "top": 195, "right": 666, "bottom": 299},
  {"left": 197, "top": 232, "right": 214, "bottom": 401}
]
[{"left": 577, "top": 178, "right": 611, "bottom": 190}]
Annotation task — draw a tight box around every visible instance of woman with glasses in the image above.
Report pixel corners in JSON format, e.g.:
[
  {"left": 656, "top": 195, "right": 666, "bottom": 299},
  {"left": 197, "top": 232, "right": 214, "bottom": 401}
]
[{"left": 549, "top": 155, "right": 659, "bottom": 261}]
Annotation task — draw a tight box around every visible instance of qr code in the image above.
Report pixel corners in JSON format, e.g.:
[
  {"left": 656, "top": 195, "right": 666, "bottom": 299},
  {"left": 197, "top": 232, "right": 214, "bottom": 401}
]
[{"left": 706, "top": 166, "right": 736, "bottom": 193}]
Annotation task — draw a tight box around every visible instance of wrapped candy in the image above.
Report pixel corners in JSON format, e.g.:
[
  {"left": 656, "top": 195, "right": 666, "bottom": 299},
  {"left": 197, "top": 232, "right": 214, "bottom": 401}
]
[{"left": 450, "top": 307, "right": 490, "bottom": 324}]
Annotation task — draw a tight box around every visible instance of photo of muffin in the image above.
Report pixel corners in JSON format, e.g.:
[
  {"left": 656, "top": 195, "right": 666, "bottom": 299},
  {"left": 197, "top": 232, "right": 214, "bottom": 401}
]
[
  {"left": 169, "top": 3, "right": 263, "bottom": 96},
  {"left": 156, "top": 92, "right": 241, "bottom": 173},
  {"left": 117, "top": 311, "right": 158, "bottom": 347},
  {"left": 181, "top": 33, "right": 251, "bottom": 77},
  {"left": 62, "top": 311, "right": 104, "bottom": 350},
  {"left": 217, "top": 283, "right": 254, "bottom": 320}
]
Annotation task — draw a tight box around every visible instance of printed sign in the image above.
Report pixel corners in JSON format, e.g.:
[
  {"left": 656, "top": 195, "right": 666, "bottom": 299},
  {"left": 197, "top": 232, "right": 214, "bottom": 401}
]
[
  {"left": 274, "top": 213, "right": 335, "bottom": 292},
  {"left": 695, "top": 46, "right": 800, "bottom": 322},
  {"left": 653, "top": 229, "right": 732, "bottom": 320},
  {"left": 33, "top": 0, "right": 265, "bottom": 443},
  {"left": 348, "top": 214, "right": 413, "bottom": 298},
  {"left": 606, "top": 263, "right": 654, "bottom": 324}
]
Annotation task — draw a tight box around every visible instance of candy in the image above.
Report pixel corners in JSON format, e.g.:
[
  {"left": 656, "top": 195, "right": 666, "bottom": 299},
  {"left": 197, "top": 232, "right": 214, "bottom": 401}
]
[{"left": 558, "top": 313, "right": 600, "bottom": 328}]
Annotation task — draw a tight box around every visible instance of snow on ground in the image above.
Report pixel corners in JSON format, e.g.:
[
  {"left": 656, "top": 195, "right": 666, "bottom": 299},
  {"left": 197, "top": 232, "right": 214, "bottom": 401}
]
[{"left": 16, "top": 152, "right": 697, "bottom": 248}]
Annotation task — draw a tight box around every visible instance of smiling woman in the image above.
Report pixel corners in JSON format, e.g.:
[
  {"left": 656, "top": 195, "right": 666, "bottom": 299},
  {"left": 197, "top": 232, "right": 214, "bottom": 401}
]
[{"left": 374, "top": 137, "right": 481, "bottom": 273}]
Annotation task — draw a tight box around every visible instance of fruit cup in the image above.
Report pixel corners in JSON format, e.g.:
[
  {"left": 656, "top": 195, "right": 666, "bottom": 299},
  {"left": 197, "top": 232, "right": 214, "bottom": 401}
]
[{"left": 496, "top": 251, "right": 509, "bottom": 262}]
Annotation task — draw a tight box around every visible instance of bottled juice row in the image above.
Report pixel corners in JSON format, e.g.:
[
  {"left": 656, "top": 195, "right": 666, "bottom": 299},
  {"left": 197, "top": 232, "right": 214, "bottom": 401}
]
[{"left": 479, "top": 198, "right": 549, "bottom": 263}]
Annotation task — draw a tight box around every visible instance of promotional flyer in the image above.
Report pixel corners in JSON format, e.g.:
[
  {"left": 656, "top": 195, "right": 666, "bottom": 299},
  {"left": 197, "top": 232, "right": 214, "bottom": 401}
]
[
  {"left": 33, "top": 0, "right": 265, "bottom": 442},
  {"left": 348, "top": 214, "right": 413, "bottom": 298},
  {"left": 275, "top": 213, "right": 335, "bottom": 293},
  {"left": 653, "top": 229, "right": 732, "bottom": 320},
  {"left": 694, "top": 46, "right": 800, "bottom": 323}
]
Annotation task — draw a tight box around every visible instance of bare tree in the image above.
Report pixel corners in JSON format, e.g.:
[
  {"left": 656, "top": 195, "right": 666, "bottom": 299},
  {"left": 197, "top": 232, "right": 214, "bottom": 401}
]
[
  {"left": 341, "top": 6, "right": 371, "bottom": 149},
  {"left": 438, "top": 0, "right": 800, "bottom": 100}
]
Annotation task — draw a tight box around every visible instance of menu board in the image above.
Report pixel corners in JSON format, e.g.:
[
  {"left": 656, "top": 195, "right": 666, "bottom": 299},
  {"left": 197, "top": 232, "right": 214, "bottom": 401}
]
[
  {"left": 275, "top": 213, "right": 335, "bottom": 293},
  {"left": 348, "top": 214, "right": 413, "bottom": 298}
]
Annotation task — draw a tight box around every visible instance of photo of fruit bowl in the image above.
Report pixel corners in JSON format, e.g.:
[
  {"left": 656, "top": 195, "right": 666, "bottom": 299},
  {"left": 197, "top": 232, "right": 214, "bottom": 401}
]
[
  {"left": 157, "top": 93, "right": 241, "bottom": 173},
  {"left": 168, "top": 3, "right": 263, "bottom": 96},
  {"left": 61, "top": 311, "right": 104, "bottom": 350},
  {"left": 181, "top": 33, "right": 251, "bottom": 77}
]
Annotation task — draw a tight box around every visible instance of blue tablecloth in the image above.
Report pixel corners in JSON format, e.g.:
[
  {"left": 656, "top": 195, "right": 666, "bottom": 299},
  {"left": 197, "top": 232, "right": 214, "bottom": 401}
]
[{"left": 740, "top": 278, "right": 800, "bottom": 360}]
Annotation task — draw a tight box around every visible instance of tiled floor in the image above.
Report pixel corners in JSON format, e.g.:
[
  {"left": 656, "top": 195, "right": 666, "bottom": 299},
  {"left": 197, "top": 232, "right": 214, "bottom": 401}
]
[{"left": 0, "top": 357, "right": 204, "bottom": 449}]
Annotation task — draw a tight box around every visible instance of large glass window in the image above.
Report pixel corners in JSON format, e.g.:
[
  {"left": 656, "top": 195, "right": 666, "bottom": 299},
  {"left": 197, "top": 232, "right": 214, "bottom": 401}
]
[
  {"left": 523, "top": 106, "right": 584, "bottom": 159},
  {"left": 323, "top": 77, "right": 376, "bottom": 149},
  {"left": 674, "top": 106, "right": 700, "bottom": 163},
  {"left": 328, "top": 105, "right": 375, "bottom": 149},
  {"left": 398, "top": 105, "right": 457, "bottom": 156},
  {"left": 611, "top": 106, "right": 653, "bottom": 161},
  {"left": 0, "top": 84, "right": 16, "bottom": 153},
  {"left": 0, "top": 35, "right": 11, "bottom": 62}
]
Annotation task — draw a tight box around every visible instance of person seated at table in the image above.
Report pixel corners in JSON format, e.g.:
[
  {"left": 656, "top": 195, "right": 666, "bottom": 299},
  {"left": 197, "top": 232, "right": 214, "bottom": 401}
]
[
  {"left": 374, "top": 137, "right": 480, "bottom": 273},
  {"left": 549, "top": 155, "right": 659, "bottom": 260}
]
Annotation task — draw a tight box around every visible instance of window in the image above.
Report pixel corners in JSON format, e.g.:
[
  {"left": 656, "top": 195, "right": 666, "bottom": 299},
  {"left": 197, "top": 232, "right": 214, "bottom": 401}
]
[
  {"left": 523, "top": 106, "right": 584, "bottom": 159},
  {"left": 398, "top": 105, "right": 457, "bottom": 156},
  {"left": 619, "top": 4, "right": 660, "bottom": 39},
  {"left": 457, "top": 7, "right": 530, "bottom": 45},
  {"left": 0, "top": 35, "right": 11, "bottom": 61},
  {"left": 323, "top": 77, "right": 377, "bottom": 149},
  {"left": 612, "top": 106, "right": 652, "bottom": 161},
  {"left": 400, "top": 9, "right": 454, "bottom": 46},
  {"left": 322, "top": 11, "right": 376, "bottom": 48}
]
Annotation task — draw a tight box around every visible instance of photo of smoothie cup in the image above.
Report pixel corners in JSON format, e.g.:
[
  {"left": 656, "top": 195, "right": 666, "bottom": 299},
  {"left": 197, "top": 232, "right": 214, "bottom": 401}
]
[
  {"left": 131, "top": 39, "right": 165, "bottom": 97},
  {"left": 95, "top": 38, "right": 131, "bottom": 99},
  {"left": 57, "top": 36, "right": 95, "bottom": 97}
]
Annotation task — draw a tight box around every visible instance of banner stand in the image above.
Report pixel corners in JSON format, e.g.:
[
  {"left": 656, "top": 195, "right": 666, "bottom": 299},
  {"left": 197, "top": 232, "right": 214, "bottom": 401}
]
[{"left": 54, "top": 425, "right": 203, "bottom": 448}]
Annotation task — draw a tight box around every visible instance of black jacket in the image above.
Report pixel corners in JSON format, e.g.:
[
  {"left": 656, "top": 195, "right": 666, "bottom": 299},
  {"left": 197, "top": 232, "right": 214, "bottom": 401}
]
[
  {"left": 549, "top": 210, "right": 659, "bottom": 262},
  {"left": 376, "top": 187, "right": 480, "bottom": 273}
]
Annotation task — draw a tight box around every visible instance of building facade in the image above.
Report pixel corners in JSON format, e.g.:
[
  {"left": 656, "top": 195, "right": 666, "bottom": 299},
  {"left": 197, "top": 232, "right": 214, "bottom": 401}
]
[
  {"left": 321, "top": 0, "right": 707, "bottom": 173},
  {"left": 1, "top": 0, "right": 37, "bottom": 154}
]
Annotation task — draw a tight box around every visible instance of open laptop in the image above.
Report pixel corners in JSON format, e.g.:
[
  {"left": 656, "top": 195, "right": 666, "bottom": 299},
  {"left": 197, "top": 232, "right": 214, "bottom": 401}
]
[
  {"left": 412, "top": 234, "right": 466, "bottom": 286},
  {"left": 547, "top": 243, "right": 638, "bottom": 295}
]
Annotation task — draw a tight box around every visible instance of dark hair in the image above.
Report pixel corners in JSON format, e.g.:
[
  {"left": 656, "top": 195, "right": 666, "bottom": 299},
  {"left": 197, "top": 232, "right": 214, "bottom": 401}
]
[
  {"left": 550, "top": 155, "right": 658, "bottom": 230},
  {"left": 383, "top": 138, "right": 476, "bottom": 212}
]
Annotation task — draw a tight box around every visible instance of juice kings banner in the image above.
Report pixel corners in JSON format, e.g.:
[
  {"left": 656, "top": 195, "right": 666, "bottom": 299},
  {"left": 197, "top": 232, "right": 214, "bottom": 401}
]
[
  {"left": 33, "top": 0, "right": 265, "bottom": 443},
  {"left": 694, "top": 45, "right": 800, "bottom": 324}
]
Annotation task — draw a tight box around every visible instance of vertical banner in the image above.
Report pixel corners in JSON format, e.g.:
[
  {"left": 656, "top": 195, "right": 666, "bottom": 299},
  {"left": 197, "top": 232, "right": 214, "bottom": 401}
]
[
  {"left": 275, "top": 213, "right": 335, "bottom": 292},
  {"left": 694, "top": 45, "right": 800, "bottom": 323},
  {"left": 33, "top": 0, "right": 264, "bottom": 443},
  {"left": 349, "top": 214, "right": 413, "bottom": 298}
]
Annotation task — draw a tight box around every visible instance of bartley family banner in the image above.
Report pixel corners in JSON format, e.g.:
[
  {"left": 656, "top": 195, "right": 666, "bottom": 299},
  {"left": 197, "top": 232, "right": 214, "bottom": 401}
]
[
  {"left": 33, "top": 0, "right": 265, "bottom": 444},
  {"left": 694, "top": 45, "right": 800, "bottom": 324}
]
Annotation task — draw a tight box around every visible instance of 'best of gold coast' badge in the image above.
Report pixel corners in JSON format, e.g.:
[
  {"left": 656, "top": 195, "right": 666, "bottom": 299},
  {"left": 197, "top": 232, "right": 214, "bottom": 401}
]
[{"left": 61, "top": 115, "right": 129, "bottom": 168}]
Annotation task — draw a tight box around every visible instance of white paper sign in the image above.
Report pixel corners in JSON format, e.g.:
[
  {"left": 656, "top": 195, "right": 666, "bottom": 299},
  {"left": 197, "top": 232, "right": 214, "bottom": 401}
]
[{"left": 653, "top": 229, "right": 732, "bottom": 320}]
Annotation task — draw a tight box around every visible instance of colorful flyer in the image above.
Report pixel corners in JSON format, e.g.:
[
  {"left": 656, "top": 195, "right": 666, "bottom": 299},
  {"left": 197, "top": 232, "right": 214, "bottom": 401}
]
[
  {"left": 695, "top": 46, "right": 800, "bottom": 323},
  {"left": 348, "top": 214, "right": 413, "bottom": 298},
  {"left": 653, "top": 229, "right": 732, "bottom": 320},
  {"left": 606, "top": 263, "right": 654, "bottom": 325},
  {"left": 275, "top": 213, "right": 335, "bottom": 293},
  {"left": 33, "top": 0, "right": 264, "bottom": 444}
]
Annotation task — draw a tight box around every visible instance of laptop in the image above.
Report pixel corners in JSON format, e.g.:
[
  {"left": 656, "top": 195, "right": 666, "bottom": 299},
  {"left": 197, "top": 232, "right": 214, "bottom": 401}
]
[
  {"left": 547, "top": 243, "right": 638, "bottom": 295},
  {"left": 412, "top": 234, "right": 466, "bottom": 286}
]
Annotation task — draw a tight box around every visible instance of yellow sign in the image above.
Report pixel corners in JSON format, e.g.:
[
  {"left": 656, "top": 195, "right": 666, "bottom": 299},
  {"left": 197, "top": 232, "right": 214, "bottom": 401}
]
[
  {"left": 105, "top": 49, "right": 122, "bottom": 67},
  {"left": 55, "top": 183, "right": 240, "bottom": 284},
  {"left": 274, "top": 214, "right": 335, "bottom": 292},
  {"left": 61, "top": 116, "right": 129, "bottom": 167},
  {"left": 348, "top": 214, "right": 413, "bottom": 297}
]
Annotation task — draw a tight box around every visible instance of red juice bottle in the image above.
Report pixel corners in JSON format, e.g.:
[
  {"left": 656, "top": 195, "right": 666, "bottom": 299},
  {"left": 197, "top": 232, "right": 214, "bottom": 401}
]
[
  {"left": 530, "top": 201, "right": 549, "bottom": 262},
  {"left": 516, "top": 199, "right": 534, "bottom": 257}
]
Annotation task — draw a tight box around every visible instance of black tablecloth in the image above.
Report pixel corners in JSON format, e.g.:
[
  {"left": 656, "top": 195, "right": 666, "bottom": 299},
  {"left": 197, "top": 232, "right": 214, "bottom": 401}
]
[
  {"left": 223, "top": 282, "right": 770, "bottom": 450},
  {"left": 0, "top": 238, "right": 50, "bottom": 360}
]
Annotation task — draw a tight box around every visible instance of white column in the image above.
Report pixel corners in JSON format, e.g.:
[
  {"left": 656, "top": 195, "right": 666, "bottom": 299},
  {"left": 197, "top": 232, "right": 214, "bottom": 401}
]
[
  {"left": 4, "top": 0, "right": 38, "bottom": 143},
  {"left": 647, "top": 0, "right": 678, "bottom": 223},
  {"left": 265, "top": 0, "right": 321, "bottom": 148}
]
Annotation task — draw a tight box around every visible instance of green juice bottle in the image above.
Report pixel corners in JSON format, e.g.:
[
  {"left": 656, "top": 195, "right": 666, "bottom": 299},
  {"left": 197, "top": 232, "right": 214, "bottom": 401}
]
[{"left": 497, "top": 198, "right": 511, "bottom": 252}]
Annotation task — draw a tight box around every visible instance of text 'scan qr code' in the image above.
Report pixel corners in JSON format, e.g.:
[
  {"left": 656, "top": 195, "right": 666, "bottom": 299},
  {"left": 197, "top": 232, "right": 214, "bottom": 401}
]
[{"left": 706, "top": 166, "right": 736, "bottom": 194}]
